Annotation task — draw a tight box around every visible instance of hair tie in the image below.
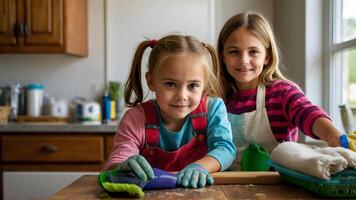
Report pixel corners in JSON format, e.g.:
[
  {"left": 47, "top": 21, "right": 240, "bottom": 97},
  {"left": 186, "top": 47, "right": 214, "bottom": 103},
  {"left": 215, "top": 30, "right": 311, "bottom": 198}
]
[{"left": 149, "top": 39, "right": 157, "bottom": 48}]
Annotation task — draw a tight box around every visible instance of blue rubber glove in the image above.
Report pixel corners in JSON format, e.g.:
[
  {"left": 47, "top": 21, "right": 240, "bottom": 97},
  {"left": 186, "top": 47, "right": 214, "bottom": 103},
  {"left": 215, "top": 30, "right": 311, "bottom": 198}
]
[
  {"left": 339, "top": 134, "right": 349, "bottom": 149},
  {"left": 116, "top": 155, "right": 154, "bottom": 182},
  {"left": 177, "top": 163, "right": 214, "bottom": 188}
]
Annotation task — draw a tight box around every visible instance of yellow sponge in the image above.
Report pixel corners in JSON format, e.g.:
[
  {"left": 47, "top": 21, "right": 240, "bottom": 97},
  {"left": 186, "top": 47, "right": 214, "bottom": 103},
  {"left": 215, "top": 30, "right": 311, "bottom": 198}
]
[{"left": 347, "top": 130, "right": 356, "bottom": 152}]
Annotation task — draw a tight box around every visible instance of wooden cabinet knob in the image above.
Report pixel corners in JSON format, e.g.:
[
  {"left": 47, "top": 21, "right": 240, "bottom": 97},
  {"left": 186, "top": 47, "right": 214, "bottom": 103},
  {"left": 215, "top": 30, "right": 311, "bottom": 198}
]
[{"left": 41, "top": 145, "right": 59, "bottom": 153}]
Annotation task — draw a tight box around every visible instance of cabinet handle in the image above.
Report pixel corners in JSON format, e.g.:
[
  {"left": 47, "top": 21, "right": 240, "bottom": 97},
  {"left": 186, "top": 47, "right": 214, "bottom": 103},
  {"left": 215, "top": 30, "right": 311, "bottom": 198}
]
[
  {"left": 17, "top": 23, "right": 24, "bottom": 36},
  {"left": 12, "top": 23, "right": 17, "bottom": 37},
  {"left": 13, "top": 22, "right": 22, "bottom": 37},
  {"left": 40, "top": 145, "right": 59, "bottom": 153},
  {"left": 24, "top": 24, "right": 29, "bottom": 37}
]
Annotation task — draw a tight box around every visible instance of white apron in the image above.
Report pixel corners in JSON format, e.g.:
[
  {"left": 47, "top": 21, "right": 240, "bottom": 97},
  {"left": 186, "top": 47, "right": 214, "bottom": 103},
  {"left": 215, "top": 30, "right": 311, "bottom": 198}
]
[{"left": 228, "top": 84, "right": 278, "bottom": 170}]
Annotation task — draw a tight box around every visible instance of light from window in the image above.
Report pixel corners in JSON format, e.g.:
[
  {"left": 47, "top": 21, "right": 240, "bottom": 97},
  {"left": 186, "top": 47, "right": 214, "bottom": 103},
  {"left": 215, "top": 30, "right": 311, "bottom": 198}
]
[
  {"left": 340, "top": 48, "right": 356, "bottom": 107},
  {"left": 332, "top": 0, "right": 356, "bottom": 109},
  {"left": 342, "top": 0, "right": 356, "bottom": 108},
  {"left": 341, "top": 0, "right": 356, "bottom": 42}
]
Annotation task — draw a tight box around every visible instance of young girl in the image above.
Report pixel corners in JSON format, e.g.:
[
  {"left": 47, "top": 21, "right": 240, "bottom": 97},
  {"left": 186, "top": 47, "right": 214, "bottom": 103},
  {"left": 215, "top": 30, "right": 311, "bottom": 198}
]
[
  {"left": 103, "top": 34, "right": 236, "bottom": 188},
  {"left": 217, "top": 12, "right": 344, "bottom": 170}
]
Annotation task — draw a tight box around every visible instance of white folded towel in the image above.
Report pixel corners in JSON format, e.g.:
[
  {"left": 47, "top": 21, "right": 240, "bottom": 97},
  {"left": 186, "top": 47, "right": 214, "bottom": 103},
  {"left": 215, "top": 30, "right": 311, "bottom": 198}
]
[
  {"left": 270, "top": 142, "right": 356, "bottom": 180},
  {"left": 315, "top": 147, "right": 356, "bottom": 168}
]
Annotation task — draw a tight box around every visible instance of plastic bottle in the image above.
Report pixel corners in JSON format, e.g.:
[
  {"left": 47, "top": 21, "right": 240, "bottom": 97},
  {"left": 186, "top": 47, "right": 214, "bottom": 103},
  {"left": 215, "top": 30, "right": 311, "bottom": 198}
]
[
  {"left": 102, "top": 92, "right": 111, "bottom": 124},
  {"left": 110, "top": 100, "right": 116, "bottom": 121},
  {"left": 27, "top": 84, "right": 44, "bottom": 117}
]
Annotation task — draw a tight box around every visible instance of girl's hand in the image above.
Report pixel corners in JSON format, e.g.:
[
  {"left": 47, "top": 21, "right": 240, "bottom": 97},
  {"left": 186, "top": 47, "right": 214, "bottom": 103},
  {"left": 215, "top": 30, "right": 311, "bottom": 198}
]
[
  {"left": 323, "top": 133, "right": 349, "bottom": 149},
  {"left": 116, "top": 155, "right": 154, "bottom": 182},
  {"left": 177, "top": 163, "right": 214, "bottom": 188},
  {"left": 326, "top": 134, "right": 344, "bottom": 147}
]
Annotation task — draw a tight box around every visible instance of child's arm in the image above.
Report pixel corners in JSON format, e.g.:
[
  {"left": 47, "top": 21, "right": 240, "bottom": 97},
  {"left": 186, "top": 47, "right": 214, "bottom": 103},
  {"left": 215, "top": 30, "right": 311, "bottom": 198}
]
[
  {"left": 278, "top": 81, "right": 339, "bottom": 144},
  {"left": 103, "top": 108, "right": 154, "bottom": 182},
  {"left": 312, "top": 117, "right": 343, "bottom": 147},
  {"left": 192, "top": 155, "right": 221, "bottom": 172},
  {"left": 102, "top": 106, "right": 146, "bottom": 170},
  {"left": 204, "top": 97, "right": 236, "bottom": 171}
]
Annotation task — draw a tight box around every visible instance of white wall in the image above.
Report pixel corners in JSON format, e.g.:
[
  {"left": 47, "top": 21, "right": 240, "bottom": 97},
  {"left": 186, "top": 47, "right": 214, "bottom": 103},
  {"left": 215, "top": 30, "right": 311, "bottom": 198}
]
[
  {"left": 274, "top": 0, "right": 306, "bottom": 90},
  {"left": 305, "top": 0, "right": 324, "bottom": 107},
  {"left": 106, "top": 0, "right": 216, "bottom": 86},
  {"left": 215, "top": 0, "right": 274, "bottom": 40},
  {"left": 274, "top": 0, "right": 324, "bottom": 108}
]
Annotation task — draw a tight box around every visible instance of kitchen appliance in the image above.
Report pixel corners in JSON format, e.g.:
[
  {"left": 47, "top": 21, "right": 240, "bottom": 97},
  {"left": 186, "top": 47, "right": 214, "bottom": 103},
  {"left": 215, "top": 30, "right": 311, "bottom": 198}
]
[{"left": 75, "top": 101, "right": 101, "bottom": 124}]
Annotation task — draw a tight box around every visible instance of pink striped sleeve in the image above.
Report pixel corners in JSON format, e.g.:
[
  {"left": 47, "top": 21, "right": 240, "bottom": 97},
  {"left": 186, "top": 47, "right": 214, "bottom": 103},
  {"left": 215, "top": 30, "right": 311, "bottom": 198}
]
[
  {"left": 102, "top": 105, "right": 146, "bottom": 170},
  {"left": 303, "top": 108, "right": 330, "bottom": 137},
  {"left": 278, "top": 81, "right": 330, "bottom": 138}
]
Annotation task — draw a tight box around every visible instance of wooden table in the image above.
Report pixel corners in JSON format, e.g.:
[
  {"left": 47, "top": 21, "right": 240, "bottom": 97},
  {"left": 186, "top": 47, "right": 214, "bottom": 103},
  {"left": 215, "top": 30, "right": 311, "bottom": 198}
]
[{"left": 49, "top": 173, "right": 323, "bottom": 200}]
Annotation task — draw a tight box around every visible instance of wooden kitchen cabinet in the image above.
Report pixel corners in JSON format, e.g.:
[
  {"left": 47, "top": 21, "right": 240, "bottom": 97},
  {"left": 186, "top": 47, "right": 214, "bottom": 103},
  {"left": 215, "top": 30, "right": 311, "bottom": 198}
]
[
  {"left": 0, "top": 133, "right": 114, "bottom": 171},
  {"left": 0, "top": 0, "right": 87, "bottom": 56},
  {"left": 105, "top": 135, "right": 114, "bottom": 158},
  {"left": 0, "top": 132, "right": 115, "bottom": 198}
]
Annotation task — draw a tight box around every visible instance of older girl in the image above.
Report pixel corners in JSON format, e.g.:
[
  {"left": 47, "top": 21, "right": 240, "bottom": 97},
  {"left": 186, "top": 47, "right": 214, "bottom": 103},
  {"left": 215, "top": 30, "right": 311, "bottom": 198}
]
[{"left": 217, "top": 12, "right": 344, "bottom": 170}]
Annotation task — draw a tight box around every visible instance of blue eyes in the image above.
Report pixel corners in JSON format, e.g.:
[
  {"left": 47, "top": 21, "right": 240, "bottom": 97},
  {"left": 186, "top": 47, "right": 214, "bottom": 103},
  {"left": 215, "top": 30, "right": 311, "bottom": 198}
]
[
  {"left": 190, "top": 83, "right": 200, "bottom": 89},
  {"left": 228, "top": 50, "right": 260, "bottom": 56},
  {"left": 164, "top": 82, "right": 176, "bottom": 88},
  {"left": 163, "top": 82, "right": 200, "bottom": 90}
]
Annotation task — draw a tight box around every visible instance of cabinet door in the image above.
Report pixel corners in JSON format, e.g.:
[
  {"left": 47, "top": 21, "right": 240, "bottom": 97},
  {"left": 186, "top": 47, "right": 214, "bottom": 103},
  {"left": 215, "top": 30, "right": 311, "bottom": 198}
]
[
  {"left": 24, "top": 0, "right": 63, "bottom": 45},
  {"left": 0, "top": 0, "right": 17, "bottom": 45}
]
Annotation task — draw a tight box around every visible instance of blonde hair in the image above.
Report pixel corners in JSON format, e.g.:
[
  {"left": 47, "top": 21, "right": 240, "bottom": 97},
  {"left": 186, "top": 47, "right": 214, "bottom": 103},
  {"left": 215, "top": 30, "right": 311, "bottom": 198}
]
[
  {"left": 124, "top": 34, "right": 223, "bottom": 107},
  {"left": 217, "top": 12, "right": 287, "bottom": 98}
]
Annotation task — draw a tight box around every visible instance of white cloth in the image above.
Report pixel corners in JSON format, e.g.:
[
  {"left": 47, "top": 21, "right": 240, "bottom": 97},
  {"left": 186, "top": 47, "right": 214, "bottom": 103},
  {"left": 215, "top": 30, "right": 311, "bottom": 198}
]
[
  {"left": 271, "top": 142, "right": 356, "bottom": 180},
  {"left": 228, "top": 84, "right": 278, "bottom": 170}
]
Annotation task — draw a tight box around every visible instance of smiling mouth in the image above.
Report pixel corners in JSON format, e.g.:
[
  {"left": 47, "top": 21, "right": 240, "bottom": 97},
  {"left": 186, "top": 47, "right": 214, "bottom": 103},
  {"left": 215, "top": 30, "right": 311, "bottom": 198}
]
[
  {"left": 170, "top": 105, "right": 189, "bottom": 108},
  {"left": 237, "top": 68, "right": 253, "bottom": 72}
]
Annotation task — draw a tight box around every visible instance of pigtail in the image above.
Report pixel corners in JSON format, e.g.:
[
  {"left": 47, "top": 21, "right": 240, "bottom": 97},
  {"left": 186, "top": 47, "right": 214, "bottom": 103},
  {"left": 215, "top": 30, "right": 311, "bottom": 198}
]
[
  {"left": 124, "top": 41, "right": 151, "bottom": 107},
  {"left": 203, "top": 43, "right": 224, "bottom": 98},
  {"left": 204, "top": 43, "right": 220, "bottom": 81}
]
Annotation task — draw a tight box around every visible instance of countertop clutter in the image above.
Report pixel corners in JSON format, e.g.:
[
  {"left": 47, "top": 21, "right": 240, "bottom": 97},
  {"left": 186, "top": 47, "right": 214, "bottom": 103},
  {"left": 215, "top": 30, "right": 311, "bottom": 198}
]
[{"left": 0, "top": 81, "right": 125, "bottom": 127}]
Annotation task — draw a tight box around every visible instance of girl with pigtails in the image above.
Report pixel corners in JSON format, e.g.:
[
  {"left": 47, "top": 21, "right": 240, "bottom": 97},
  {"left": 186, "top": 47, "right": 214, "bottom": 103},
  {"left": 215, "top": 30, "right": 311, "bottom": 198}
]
[{"left": 102, "top": 34, "right": 235, "bottom": 188}]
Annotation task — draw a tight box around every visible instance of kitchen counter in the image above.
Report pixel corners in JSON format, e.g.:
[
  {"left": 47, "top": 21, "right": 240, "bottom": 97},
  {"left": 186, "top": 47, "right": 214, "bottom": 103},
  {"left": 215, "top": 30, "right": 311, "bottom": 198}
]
[
  {"left": 0, "top": 122, "right": 117, "bottom": 133},
  {"left": 50, "top": 173, "right": 322, "bottom": 200}
]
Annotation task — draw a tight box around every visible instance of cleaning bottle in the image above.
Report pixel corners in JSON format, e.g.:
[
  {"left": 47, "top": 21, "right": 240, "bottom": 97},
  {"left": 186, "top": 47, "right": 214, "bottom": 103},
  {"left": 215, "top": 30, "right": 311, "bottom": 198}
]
[{"left": 102, "top": 91, "right": 111, "bottom": 124}]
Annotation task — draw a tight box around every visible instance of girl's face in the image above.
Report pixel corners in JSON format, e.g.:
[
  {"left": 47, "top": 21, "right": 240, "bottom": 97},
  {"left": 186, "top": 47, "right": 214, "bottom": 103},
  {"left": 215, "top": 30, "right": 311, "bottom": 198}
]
[
  {"left": 146, "top": 53, "right": 205, "bottom": 130},
  {"left": 223, "top": 27, "right": 269, "bottom": 90}
]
